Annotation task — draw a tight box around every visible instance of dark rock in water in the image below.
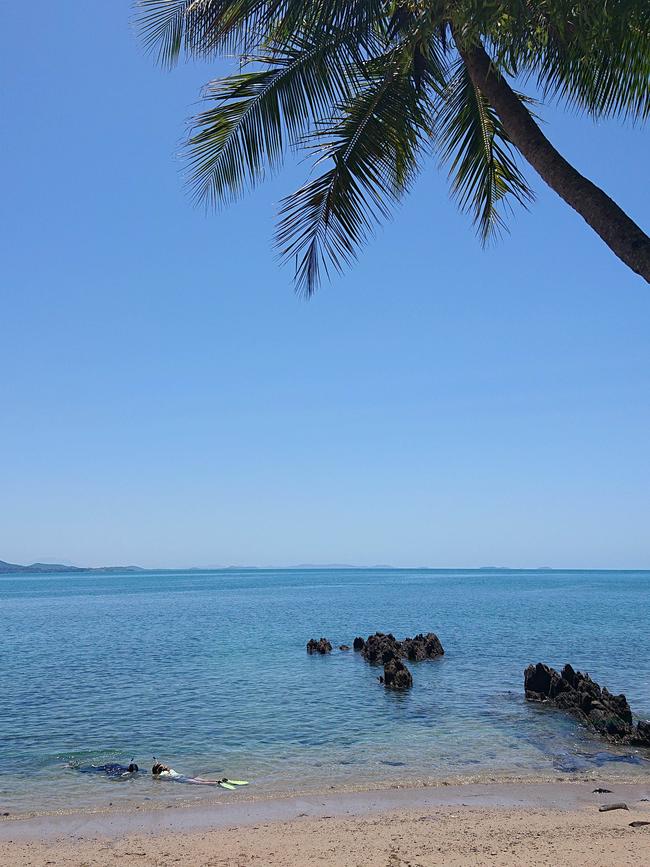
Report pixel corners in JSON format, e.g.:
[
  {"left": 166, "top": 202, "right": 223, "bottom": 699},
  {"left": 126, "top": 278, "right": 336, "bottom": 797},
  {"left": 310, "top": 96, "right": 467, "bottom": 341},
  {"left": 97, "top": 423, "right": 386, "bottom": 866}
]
[
  {"left": 352, "top": 630, "right": 443, "bottom": 691},
  {"left": 383, "top": 656, "right": 413, "bottom": 690},
  {"left": 593, "top": 788, "right": 612, "bottom": 794},
  {"left": 362, "top": 632, "right": 402, "bottom": 664},
  {"left": 339, "top": 644, "right": 350, "bottom": 651},
  {"left": 630, "top": 821, "right": 650, "bottom": 827},
  {"left": 637, "top": 720, "right": 650, "bottom": 742},
  {"left": 306, "top": 637, "right": 332, "bottom": 654},
  {"left": 360, "top": 631, "right": 444, "bottom": 664},
  {"left": 402, "top": 632, "right": 445, "bottom": 661},
  {"left": 524, "top": 663, "right": 650, "bottom": 747},
  {"left": 599, "top": 803, "right": 629, "bottom": 812}
]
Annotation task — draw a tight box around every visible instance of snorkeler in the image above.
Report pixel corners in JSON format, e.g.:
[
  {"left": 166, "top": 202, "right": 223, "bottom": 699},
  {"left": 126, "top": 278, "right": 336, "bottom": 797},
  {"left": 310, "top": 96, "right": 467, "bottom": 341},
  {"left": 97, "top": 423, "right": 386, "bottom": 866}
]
[
  {"left": 74, "top": 761, "right": 139, "bottom": 777},
  {"left": 151, "top": 760, "right": 247, "bottom": 789},
  {"left": 151, "top": 761, "right": 182, "bottom": 780}
]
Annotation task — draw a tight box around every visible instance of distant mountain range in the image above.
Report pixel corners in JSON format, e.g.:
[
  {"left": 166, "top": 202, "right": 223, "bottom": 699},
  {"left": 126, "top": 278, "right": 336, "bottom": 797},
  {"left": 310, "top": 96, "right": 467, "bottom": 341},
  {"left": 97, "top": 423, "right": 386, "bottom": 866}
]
[{"left": 0, "top": 559, "right": 145, "bottom": 575}]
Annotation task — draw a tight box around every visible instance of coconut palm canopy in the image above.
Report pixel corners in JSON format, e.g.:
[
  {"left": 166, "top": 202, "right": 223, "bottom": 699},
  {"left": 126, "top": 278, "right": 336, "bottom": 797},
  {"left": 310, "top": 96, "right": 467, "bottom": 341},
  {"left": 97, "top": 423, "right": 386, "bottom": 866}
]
[{"left": 137, "top": 1, "right": 650, "bottom": 292}]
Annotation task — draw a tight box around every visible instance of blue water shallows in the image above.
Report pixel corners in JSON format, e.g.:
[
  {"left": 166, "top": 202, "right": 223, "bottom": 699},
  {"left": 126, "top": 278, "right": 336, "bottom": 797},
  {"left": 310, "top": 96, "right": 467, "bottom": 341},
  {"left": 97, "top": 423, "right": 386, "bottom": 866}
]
[{"left": 1, "top": 568, "right": 648, "bottom": 813}]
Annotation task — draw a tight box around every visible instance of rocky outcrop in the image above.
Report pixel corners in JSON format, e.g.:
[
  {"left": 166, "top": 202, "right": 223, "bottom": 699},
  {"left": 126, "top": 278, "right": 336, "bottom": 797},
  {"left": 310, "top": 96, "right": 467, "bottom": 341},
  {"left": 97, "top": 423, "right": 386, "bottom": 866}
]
[
  {"left": 524, "top": 663, "right": 650, "bottom": 747},
  {"left": 360, "top": 632, "right": 444, "bottom": 663},
  {"left": 356, "top": 631, "right": 444, "bottom": 691},
  {"left": 402, "top": 633, "right": 445, "bottom": 661},
  {"left": 306, "top": 637, "right": 332, "bottom": 654},
  {"left": 382, "top": 657, "right": 413, "bottom": 690},
  {"left": 637, "top": 720, "right": 650, "bottom": 743},
  {"left": 307, "top": 630, "right": 443, "bottom": 692},
  {"left": 361, "top": 632, "right": 402, "bottom": 664}
]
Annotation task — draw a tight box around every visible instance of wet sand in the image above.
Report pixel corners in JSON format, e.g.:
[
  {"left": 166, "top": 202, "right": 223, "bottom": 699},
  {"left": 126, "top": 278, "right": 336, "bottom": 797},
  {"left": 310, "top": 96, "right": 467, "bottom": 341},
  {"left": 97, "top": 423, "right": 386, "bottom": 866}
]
[{"left": 2, "top": 780, "right": 650, "bottom": 866}]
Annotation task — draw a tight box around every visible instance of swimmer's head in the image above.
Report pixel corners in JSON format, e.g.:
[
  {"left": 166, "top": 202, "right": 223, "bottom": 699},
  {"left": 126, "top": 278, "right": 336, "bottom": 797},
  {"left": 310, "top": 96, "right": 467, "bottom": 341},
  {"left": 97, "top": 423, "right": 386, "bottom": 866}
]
[{"left": 128, "top": 763, "right": 138, "bottom": 773}]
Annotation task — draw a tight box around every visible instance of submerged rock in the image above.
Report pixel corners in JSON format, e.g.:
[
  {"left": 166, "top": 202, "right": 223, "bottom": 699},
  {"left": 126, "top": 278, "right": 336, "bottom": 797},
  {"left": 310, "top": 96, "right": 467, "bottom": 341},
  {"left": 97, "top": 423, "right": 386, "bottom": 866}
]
[
  {"left": 553, "top": 751, "right": 642, "bottom": 773},
  {"left": 524, "top": 663, "right": 650, "bottom": 747},
  {"left": 552, "top": 752, "right": 590, "bottom": 773},
  {"left": 306, "top": 637, "right": 332, "bottom": 655},
  {"left": 339, "top": 644, "right": 350, "bottom": 651}
]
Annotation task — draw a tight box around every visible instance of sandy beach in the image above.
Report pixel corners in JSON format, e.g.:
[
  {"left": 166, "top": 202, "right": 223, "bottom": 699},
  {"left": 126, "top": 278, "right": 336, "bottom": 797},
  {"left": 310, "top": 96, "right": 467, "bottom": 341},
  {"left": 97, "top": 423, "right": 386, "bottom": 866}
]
[{"left": 2, "top": 780, "right": 649, "bottom": 866}]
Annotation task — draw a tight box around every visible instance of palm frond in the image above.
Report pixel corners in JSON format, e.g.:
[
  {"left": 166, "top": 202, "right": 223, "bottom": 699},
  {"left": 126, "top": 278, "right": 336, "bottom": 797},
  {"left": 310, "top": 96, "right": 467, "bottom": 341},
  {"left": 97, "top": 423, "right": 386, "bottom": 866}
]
[
  {"left": 534, "top": 12, "right": 650, "bottom": 120},
  {"left": 185, "top": 31, "right": 362, "bottom": 206},
  {"left": 137, "top": 0, "right": 190, "bottom": 66},
  {"left": 475, "top": 0, "right": 650, "bottom": 120},
  {"left": 136, "top": 0, "right": 287, "bottom": 63},
  {"left": 435, "top": 61, "right": 533, "bottom": 244},
  {"left": 136, "top": 0, "right": 387, "bottom": 64},
  {"left": 276, "top": 49, "right": 434, "bottom": 296}
]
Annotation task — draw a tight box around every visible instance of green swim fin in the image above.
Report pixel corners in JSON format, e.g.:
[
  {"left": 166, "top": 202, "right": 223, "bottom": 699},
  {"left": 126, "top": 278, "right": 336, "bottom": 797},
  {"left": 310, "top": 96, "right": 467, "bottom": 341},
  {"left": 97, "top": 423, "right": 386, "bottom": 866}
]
[
  {"left": 224, "top": 779, "right": 249, "bottom": 786},
  {"left": 218, "top": 781, "right": 237, "bottom": 790}
]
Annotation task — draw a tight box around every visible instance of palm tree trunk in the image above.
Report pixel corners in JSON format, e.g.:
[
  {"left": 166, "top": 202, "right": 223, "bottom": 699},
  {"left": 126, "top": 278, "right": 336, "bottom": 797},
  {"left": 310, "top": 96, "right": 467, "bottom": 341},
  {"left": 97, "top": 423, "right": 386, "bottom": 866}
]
[{"left": 456, "top": 40, "right": 650, "bottom": 283}]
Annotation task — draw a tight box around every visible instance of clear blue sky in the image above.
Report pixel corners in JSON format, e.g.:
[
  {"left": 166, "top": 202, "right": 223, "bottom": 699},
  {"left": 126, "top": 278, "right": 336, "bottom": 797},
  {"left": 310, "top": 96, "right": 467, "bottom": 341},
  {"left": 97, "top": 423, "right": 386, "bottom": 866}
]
[{"left": 1, "top": 2, "right": 648, "bottom": 569}]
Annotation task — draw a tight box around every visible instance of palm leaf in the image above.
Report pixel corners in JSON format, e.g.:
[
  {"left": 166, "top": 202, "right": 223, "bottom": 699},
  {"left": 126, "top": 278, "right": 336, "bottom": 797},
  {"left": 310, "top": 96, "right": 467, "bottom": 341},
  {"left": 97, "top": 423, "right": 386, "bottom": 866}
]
[
  {"left": 136, "top": 0, "right": 288, "bottom": 63},
  {"left": 136, "top": 0, "right": 386, "bottom": 65},
  {"left": 184, "top": 31, "right": 363, "bottom": 206},
  {"left": 276, "top": 49, "right": 434, "bottom": 295},
  {"left": 535, "top": 21, "right": 650, "bottom": 120},
  {"left": 479, "top": 0, "right": 650, "bottom": 120},
  {"left": 435, "top": 61, "right": 533, "bottom": 243},
  {"left": 137, "top": 0, "right": 190, "bottom": 66}
]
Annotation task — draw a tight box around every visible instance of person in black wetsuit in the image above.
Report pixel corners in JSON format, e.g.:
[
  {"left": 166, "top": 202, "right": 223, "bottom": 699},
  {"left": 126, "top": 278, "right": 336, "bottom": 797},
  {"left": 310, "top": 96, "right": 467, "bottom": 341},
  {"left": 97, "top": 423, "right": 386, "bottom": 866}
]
[{"left": 75, "top": 761, "right": 139, "bottom": 777}]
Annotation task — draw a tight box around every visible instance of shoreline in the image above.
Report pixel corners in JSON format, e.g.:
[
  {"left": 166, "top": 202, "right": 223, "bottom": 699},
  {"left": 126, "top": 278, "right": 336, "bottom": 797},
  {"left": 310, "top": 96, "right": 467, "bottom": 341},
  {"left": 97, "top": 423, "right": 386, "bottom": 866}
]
[
  {"left": 3, "top": 764, "right": 650, "bottom": 821},
  {"left": 2, "top": 779, "right": 650, "bottom": 867},
  {"left": 2, "top": 776, "right": 649, "bottom": 841}
]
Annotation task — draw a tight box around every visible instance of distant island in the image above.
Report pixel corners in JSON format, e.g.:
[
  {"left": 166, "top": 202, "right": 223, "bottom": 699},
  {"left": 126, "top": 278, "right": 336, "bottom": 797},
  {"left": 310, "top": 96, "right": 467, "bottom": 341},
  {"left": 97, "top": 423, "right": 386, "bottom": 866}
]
[
  {"left": 1, "top": 561, "right": 636, "bottom": 576},
  {"left": 0, "top": 559, "right": 145, "bottom": 575}
]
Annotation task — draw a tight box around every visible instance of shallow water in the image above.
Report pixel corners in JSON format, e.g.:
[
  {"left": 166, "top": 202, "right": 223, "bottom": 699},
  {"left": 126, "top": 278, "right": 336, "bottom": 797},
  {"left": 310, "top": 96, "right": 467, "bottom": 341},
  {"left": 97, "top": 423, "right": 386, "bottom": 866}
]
[{"left": 1, "top": 568, "right": 649, "bottom": 813}]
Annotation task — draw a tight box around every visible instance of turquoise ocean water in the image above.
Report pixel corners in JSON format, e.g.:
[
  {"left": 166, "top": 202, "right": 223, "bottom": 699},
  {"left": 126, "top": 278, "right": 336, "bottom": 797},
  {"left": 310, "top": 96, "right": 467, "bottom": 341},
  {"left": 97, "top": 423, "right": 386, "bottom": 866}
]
[{"left": 1, "top": 568, "right": 649, "bottom": 814}]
